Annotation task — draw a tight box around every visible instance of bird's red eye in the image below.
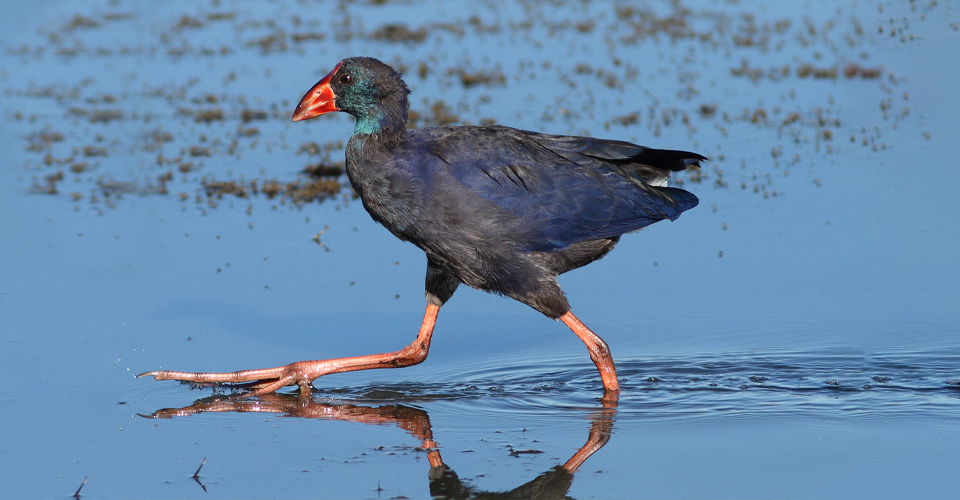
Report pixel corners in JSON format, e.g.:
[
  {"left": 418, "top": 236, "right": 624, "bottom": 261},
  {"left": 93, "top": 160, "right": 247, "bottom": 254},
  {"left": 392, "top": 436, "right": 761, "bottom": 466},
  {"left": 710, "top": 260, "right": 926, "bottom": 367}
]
[{"left": 339, "top": 74, "right": 352, "bottom": 85}]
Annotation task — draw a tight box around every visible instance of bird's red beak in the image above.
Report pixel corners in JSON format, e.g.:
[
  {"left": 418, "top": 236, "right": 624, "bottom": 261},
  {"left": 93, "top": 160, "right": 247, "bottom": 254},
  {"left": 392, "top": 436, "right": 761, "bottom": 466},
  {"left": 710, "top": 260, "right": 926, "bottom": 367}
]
[{"left": 291, "top": 61, "right": 343, "bottom": 122}]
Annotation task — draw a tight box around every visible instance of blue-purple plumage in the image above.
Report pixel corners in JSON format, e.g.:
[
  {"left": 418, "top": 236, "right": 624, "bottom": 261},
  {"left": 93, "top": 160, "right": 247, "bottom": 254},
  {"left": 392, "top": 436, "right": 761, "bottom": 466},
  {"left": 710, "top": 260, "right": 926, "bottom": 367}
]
[
  {"left": 314, "top": 57, "right": 703, "bottom": 318},
  {"left": 397, "top": 125, "right": 700, "bottom": 252}
]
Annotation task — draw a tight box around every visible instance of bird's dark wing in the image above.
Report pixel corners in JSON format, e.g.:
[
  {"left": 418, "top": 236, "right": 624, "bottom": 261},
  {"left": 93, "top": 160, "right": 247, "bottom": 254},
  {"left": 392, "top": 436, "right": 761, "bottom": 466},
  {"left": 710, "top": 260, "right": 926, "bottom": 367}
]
[
  {"left": 518, "top": 130, "right": 704, "bottom": 185},
  {"left": 404, "top": 126, "right": 701, "bottom": 252}
]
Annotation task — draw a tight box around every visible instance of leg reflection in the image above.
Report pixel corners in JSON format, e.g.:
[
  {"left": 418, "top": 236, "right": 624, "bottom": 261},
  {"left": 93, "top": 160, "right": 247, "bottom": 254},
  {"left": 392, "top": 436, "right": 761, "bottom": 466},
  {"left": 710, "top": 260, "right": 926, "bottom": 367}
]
[{"left": 143, "top": 392, "right": 617, "bottom": 499}]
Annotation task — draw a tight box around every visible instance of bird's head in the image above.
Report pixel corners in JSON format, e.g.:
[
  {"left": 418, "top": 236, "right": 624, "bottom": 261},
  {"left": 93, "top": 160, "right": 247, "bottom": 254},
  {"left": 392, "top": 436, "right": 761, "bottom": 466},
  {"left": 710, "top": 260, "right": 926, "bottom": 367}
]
[{"left": 291, "top": 57, "right": 409, "bottom": 130}]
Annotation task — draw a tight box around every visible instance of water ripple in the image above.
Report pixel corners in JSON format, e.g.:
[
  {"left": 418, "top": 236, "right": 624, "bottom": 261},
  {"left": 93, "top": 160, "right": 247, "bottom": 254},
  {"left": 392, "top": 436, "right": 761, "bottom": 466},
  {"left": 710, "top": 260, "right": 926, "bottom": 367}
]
[{"left": 309, "top": 349, "right": 960, "bottom": 421}]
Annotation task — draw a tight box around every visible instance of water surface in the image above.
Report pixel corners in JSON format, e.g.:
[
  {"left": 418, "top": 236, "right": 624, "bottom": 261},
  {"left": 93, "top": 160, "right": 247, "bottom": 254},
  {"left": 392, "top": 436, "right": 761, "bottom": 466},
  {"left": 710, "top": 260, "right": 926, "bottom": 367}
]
[{"left": 1, "top": 0, "right": 958, "bottom": 498}]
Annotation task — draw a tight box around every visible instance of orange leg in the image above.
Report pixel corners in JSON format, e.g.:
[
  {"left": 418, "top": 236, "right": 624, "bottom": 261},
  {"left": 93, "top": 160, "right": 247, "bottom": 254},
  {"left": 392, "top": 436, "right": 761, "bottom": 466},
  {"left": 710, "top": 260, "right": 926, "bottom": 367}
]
[
  {"left": 139, "top": 304, "right": 440, "bottom": 396},
  {"left": 560, "top": 311, "right": 620, "bottom": 392}
]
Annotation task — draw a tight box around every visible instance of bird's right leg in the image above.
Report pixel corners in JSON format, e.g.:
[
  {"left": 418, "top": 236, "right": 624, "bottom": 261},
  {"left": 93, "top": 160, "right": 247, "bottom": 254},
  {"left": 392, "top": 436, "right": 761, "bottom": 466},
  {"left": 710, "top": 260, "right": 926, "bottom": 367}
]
[
  {"left": 559, "top": 311, "right": 621, "bottom": 392},
  {"left": 138, "top": 304, "right": 441, "bottom": 396}
]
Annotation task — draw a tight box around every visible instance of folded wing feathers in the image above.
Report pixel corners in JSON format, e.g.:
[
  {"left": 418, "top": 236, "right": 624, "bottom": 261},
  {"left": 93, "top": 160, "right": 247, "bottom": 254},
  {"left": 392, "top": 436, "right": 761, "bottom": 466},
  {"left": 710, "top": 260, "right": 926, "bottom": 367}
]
[{"left": 525, "top": 130, "right": 704, "bottom": 188}]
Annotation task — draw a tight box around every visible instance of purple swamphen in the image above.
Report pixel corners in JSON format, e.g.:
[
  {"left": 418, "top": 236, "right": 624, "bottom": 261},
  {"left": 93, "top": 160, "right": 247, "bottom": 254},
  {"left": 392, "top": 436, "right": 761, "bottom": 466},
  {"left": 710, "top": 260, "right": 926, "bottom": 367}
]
[{"left": 140, "top": 57, "right": 703, "bottom": 395}]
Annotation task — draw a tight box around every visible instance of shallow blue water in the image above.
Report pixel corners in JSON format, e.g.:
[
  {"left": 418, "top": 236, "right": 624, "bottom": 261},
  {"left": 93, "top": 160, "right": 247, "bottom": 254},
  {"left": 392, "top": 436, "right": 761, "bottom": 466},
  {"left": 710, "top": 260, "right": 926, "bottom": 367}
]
[{"left": 2, "top": 0, "right": 959, "bottom": 498}]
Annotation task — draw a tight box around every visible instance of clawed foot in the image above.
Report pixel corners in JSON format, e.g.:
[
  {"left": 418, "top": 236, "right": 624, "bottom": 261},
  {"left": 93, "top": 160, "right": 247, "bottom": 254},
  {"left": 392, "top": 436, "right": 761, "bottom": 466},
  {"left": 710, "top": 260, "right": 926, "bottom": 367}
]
[
  {"left": 137, "top": 361, "right": 319, "bottom": 396},
  {"left": 140, "top": 306, "right": 442, "bottom": 396}
]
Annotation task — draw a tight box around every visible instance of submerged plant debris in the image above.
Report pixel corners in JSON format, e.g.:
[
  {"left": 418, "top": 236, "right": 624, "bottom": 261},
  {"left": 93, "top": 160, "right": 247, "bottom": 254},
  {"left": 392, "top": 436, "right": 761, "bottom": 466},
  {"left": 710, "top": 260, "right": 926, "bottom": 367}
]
[{"left": 5, "top": 0, "right": 940, "bottom": 216}]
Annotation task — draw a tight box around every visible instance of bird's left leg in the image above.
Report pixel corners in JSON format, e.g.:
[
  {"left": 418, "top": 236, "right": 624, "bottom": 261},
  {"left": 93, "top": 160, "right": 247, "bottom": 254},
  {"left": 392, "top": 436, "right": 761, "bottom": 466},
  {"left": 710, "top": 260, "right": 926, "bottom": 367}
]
[
  {"left": 138, "top": 304, "right": 441, "bottom": 396},
  {"left": 559, "top": 311, "right": 620, "bottom": 392}
]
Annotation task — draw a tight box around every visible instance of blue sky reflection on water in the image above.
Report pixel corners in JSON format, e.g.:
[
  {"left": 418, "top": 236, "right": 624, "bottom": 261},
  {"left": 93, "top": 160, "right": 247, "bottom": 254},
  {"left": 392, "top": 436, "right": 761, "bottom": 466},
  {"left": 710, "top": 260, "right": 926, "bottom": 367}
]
[{"left": 1, "top": 0, "right": 959, "bottom": 498}]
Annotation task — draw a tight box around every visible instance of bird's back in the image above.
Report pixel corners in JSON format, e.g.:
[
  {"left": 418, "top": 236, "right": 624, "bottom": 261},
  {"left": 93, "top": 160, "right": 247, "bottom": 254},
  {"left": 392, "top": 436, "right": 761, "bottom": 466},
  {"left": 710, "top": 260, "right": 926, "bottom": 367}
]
[{"left": 395, "top": 125, "right": 701, "bottom": 253}]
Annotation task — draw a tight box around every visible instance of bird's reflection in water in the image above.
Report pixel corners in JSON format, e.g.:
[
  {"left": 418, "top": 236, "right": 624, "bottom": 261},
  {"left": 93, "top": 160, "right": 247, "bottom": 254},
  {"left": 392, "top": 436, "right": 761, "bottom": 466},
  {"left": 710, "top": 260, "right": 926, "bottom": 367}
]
[{"left": 143, "top": 392, "right": 616, "bottom": 499}]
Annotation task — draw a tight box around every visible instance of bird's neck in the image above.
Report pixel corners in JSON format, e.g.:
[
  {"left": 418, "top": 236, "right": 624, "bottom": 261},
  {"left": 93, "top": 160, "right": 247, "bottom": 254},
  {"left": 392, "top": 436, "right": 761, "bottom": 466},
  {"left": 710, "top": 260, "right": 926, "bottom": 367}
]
[{"left": 352, "top": 94, "right": 408, "bottom": 146}]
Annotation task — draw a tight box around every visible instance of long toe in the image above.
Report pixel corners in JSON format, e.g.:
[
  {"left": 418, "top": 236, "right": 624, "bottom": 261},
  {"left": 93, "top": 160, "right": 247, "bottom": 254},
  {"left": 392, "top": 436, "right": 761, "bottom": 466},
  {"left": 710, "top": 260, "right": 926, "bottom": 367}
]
[{"left": 137, "top": 365, "right": 290, "bottom": 386}]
